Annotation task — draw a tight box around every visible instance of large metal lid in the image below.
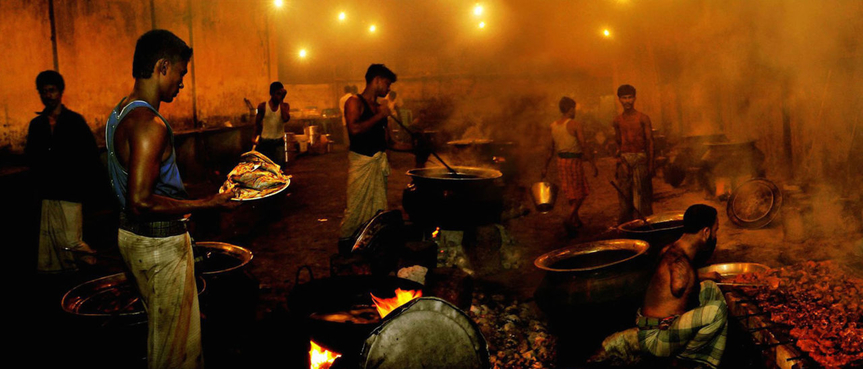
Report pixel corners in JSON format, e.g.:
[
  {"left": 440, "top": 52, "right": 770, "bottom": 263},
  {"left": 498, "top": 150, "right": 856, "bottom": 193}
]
[
  {"left": 359, "top": 297, "right": 490, "bottom": 369},
  {"left": 727, "top": 178, "right": 782, "bottom": 229}
]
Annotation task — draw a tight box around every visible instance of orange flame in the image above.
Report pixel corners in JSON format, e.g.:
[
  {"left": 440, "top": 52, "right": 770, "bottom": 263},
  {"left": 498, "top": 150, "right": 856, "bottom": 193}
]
[
  {"left": 371, "top": 288, "right": 422, "bottom": 318},
  {"left": 432, "top": 227, "right": 440, "bottom": 238},
  {"left": 310, "top": 340, "right": 340, "bottom": 369}
]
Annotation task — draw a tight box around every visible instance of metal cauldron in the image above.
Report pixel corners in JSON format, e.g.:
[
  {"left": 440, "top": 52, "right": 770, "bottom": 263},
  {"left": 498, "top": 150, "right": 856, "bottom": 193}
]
[
  {"left": 403, "top": 166, "right": 503, "bottom": 229},
  {"left": 616, "top": 211, "right": 686, "bottom": 253},
  {"left": 533, "top": 239, "right": 652, "bottom": 335}
]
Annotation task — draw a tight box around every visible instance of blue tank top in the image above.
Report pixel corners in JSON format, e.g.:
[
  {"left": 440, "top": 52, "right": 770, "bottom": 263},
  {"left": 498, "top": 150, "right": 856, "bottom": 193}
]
[{"left": 105, "top": 99, "right": 187, "bottom": 211}]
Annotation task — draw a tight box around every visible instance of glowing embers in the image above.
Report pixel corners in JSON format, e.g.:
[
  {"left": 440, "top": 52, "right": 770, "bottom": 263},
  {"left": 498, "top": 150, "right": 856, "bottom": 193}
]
[
  {"left": 371, "top": 288, "right": 422, "bottom": 318},
  {"left": 310, "top": 340, "right": 340, "bottom": 369}
]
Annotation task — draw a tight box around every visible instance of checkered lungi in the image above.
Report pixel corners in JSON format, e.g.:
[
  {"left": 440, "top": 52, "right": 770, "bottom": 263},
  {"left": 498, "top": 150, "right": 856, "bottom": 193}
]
[
  {"left": 557, "top": 156, "right": 589, "bottom": 202},
  {"left": 637, "top": 280, "right": 728, "bottom": 368}
]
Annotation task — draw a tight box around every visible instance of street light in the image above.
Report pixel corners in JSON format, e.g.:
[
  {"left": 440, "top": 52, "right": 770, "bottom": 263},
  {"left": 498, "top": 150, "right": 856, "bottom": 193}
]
[
  {"left": 338, "top": 12, "right": 346, "bottom": 21},
  {"left": 474, "top": 3, "right": 483, "bottom": 16},
  {"left": 369, "top": 24, "right": 377, "bottom": 33},
  {"left": 299, "top": 49, "right": 307, "bottom": 58},
  {"left": 478, "top": 21, "right": 486, "bottom": 29},
  {"left": 274, "top": 0, "right": 283, "bottom": 8},
  {"left": 603, "top": 29, "right": 611, "bottom": 38}
]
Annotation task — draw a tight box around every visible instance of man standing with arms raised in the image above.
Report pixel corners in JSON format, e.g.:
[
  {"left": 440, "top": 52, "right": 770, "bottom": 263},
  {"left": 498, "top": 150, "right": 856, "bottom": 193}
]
[
  {"left": 105, "top": 29, "right": 236, "bottom": 369},
  {"left": 339, "top": 64, "right": 411, "bottom": 246},
  {"left": 613, "top": 84, "right": 655, "bottom": 223}
]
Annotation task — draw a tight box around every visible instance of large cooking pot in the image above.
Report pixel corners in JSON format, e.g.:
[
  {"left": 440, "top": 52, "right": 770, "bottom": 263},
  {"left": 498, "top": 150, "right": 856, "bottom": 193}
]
[
  {"left": 403, "top": 166, "right": 503, "bottom": 229},
  {"left": 616, "top": 211, "right": 686, "bottom": 253},
  {"left": 533, "top": 239, "right": 652, "bottom": 336},
  {"left": 287, "top": 267, "right": 424, "bottom": 353}
]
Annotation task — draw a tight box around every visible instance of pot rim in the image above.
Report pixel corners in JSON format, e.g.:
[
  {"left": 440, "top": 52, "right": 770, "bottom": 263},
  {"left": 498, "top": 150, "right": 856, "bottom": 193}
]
[
  {"left": 534, "top": 239, "right": 650, "bottom": 272},
  {"left": 406, "top": 166, "right": 502, "bottom": 181},
  {"left": 194, "top": 241, "right": 253, "bottom": 275},
  {"left": 616, "top": 211, "right": 685, "bottom": 234}
]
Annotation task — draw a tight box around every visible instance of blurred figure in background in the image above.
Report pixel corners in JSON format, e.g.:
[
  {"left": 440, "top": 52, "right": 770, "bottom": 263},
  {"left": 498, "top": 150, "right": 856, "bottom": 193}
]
[
  {"left": 542, "top": 96, "right": 598, "bottom": 236},
  {"left": 254, "top": 81, "right": 291, "bottom": 167},
  {"left": 27, "top": 70, "right": 100, "bottom": 273}
]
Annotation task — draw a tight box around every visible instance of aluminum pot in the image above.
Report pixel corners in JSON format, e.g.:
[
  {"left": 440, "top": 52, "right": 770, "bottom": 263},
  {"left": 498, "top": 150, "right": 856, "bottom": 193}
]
[{"left": 533, "top": 239, "right": 652, "bottom": 335}]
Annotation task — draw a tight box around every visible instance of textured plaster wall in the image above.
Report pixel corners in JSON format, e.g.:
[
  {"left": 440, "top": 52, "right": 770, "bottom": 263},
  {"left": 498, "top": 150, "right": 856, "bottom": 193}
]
[{"left": 1, "top": 0, "right": 275, "bottom": 152}]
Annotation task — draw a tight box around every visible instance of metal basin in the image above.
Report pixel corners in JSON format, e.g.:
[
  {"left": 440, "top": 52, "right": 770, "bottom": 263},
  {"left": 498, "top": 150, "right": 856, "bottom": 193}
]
[
  {"left": 698, "top": 262, "right": 770, "bottom": 278},
  {"left": 193, "top": 241, "right": 253, "bottom": 275},
  {"left": 616, "top": 211, "right": 686, "bottom": 252},
  {"left": 61, "top": 272, "right": 206, "bottom": 319}
]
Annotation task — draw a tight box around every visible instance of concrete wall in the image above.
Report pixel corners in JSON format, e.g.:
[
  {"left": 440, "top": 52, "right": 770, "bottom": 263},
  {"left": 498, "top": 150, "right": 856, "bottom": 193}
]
[{"left": 0, "top": 0, "right": 276, "bottom": 152}]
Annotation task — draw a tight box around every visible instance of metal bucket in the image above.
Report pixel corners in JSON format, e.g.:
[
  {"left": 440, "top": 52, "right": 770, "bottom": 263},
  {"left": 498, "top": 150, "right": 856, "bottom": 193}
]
[{"left": 531, "top": 181, "right": 558, "bottom": 213}]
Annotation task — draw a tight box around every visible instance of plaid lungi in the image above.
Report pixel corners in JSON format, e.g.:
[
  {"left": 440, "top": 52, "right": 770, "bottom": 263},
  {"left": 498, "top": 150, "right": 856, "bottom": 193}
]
[
  {"left": 637, "top": 280, "right": 728, "bottom": 368},
  {"left": 557, "top": 156, "right": 589, "bottom": 202}
]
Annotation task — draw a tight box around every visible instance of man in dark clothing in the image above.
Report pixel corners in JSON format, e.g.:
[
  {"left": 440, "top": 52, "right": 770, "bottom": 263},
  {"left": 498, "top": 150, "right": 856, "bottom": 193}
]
[
  {"left": 26, "top": 70, "right": 101, "bottom": 272},
  {"left": 339, "top": 64, "right": 413, "bottom": 242}
]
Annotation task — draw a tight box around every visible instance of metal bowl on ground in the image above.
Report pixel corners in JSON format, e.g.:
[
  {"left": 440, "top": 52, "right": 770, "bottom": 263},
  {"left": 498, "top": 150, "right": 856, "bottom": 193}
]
[
  {"left": 616, "top": 211, "right": 686, "bottom": 253},
  {"left": 698, "top": 262, "right": 770, "bottom": 278},
  {"left": 61, "top": 272, "right": 206, "bottom": 320},
  {"left": 193, "top": 241, "right": 253, "bottom": 275}
]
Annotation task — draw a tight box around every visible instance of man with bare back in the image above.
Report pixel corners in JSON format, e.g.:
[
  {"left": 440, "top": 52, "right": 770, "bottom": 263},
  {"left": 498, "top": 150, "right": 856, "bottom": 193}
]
[{"left": 593, "top": 204, "right": 727, "bottom": 368}]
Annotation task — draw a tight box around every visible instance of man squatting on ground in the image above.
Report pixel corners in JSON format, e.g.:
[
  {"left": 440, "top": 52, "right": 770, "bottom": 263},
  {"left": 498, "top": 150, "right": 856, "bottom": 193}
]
[
  {"left": 338, "top": 64, "right": 413, "bottom": 244},
  {"left": 105, "top": 29, "right": 237, "bottom": 369},
  {"left": 594, "top": 204, "right": 728, "bottom": 368},
  {"left": 27, "top": 70, "right": 101, "bottom": 272},
  {"left": 253, "top": 81, "right": 290, "bottom": 167},
  {"left": 542, "top": 96, "right": 598, "bottom": 234},
  {"left": 613, "top": 84, "right": 655, "bottom": 224}
]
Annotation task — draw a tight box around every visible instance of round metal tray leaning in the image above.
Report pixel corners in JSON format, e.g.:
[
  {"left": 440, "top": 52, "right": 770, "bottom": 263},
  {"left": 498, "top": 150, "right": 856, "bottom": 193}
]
[
  {"left": 726, "top": 178, "right": 782, "bottom": 228},
  {"left": 360, "top": 297, "right": 490, "bottom": 369}
]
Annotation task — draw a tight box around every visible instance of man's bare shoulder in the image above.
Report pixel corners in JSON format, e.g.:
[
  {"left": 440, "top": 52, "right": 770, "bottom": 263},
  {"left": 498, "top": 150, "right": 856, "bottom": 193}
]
[{"left": 123, "top": 108, "right": 167, "bottom": 136}]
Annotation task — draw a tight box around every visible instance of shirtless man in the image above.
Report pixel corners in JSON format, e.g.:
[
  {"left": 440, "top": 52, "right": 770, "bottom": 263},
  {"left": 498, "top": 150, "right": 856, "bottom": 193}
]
[
  {"left": 637, "top": 204, "right": 727, "bottom": 368},
  {"left": 105, "top": 29, "right": 237, "bottom": 369},
  {"left": 613, "top": 84, "right": 655, "bottom": 223},
  {"left": 593, "top": 204, "right": 727, "bottom": 368}
]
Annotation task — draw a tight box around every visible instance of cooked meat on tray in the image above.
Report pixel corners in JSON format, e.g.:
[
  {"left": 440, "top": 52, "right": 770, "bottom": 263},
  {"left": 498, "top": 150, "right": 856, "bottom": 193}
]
[{"left": 220, "top": 151, "right": 290, "bottom": 200}]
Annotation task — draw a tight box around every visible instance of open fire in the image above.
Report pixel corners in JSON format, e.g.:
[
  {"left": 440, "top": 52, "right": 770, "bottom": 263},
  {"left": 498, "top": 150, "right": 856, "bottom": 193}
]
[
  {"left": 371, "top": 288, "right": 423, "bottom": 318},
  {"left": 310, "top": 340, "right": 340, "bottom": 369}
]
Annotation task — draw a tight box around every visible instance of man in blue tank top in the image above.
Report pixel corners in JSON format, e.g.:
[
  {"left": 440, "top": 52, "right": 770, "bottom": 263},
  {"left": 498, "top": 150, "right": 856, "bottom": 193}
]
[{"left": 105, "top": 29, "right": 237, "bottom": 369}]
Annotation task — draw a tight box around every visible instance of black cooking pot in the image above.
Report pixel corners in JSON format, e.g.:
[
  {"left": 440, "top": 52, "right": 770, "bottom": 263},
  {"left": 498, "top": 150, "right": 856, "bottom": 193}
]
[
  {"left": 287, "top": 267, "right": 424, "bottom": 354},
  {"left": 402, "top": 166, "right": 503, "bottom": 229}
]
